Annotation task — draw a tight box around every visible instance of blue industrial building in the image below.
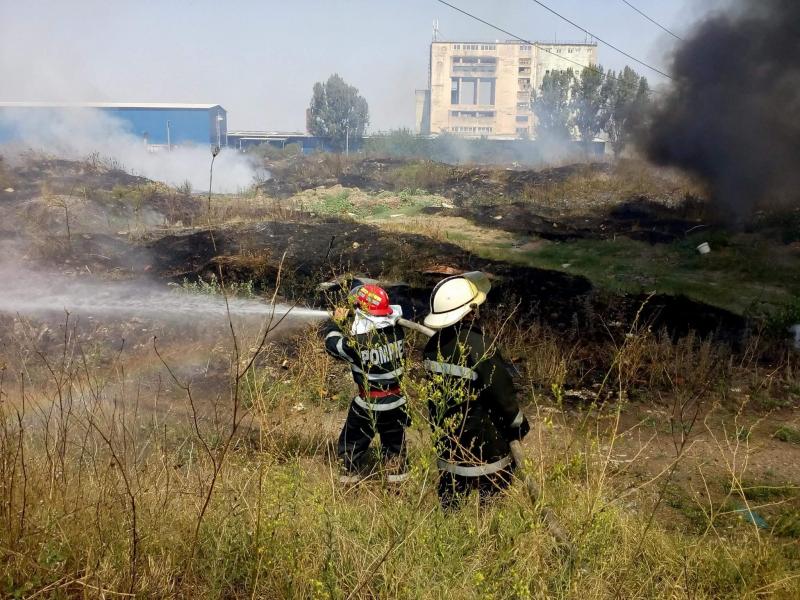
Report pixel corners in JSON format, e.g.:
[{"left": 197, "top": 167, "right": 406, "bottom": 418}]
[{"left": 0, "top": 102, "right": 227, "bottom": 147}]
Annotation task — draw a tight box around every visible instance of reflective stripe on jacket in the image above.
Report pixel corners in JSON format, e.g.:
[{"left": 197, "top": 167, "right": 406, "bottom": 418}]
[
  {"left": 322, "top": 319, "right": 406, "bottom": 410},
  {"left": 423, "top": 323, "right": 527, "bottom": 470}
]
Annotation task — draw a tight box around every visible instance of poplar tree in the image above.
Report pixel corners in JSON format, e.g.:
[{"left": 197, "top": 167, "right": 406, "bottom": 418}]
[
  {"left": 532, "top": 69, "right": 575, "bottom": 142},
  {"left": 307, "top": 74, "right": 369, "bottom": 151},
  {"left": 572, "top": 66, "right": 605, "bottom": 143}
]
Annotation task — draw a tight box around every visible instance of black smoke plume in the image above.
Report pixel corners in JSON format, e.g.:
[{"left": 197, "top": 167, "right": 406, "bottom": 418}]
[{"left": 645, "top": 0, "right": 800, "bottom": 219}]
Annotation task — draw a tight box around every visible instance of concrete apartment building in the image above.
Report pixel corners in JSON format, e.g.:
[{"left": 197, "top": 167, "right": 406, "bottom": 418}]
[{"left": 416, "top": 40, "right": 598, "bottom": 139}]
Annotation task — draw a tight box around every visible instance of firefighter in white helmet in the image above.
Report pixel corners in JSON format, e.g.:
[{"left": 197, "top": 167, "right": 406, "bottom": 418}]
[{"left": 422, "top": 272, "right": 529, "bottom": 508}]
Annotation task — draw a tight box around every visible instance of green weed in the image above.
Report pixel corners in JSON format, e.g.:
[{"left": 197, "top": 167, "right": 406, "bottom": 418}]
[
  {"left": 774, "top": 425, "right": 800, "bottom": 445},
  {"left": 168, "top": 274, "right": 257, "bottom": 298}
]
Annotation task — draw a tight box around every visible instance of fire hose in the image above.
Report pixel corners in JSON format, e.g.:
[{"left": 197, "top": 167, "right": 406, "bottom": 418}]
[{"left": 325, "top": 309, "right": 435, "bottom": 337}]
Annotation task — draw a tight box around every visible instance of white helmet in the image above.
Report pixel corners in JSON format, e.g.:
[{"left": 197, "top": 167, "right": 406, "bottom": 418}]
[{"left": 423, "top": 272, "right": 490, "bottom": 330}]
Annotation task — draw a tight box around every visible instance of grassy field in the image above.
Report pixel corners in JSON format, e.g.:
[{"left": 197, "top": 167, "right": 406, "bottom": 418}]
[
  {"left": 364, "top": 210, "right": 800, "bottom": 317},
  {"left": 524, "top": 232, "right": 800, "bottom": 315},
  {"left": 2, "top": 308, "right": 799, "bottom": 598}
]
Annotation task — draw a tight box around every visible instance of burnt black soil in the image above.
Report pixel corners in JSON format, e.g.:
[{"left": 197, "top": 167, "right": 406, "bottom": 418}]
[
  {"left": 424, "top": 197, "right": 710, "bottom": 245},
  {"left": 261, "top": 157, "right": 711, "bottom": 244},
  {"left": 0, "top": 155, "right": 747, "bottom": 348},
  {"left": 0, "top": 156, "right": 205, "bottom": 229},
  {"left": 1, "top": 157, "right": 150, "bottom": 201},
  {"left": 261, "top": 157, "right": 608, "bottom": 204},
  {"left": 141, "top": 217, "right": 747, "bottom": 347}
]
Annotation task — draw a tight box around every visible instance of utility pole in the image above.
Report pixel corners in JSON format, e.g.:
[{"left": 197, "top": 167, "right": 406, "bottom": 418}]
[{"left": 166, "top": 120, "right": 171, "bottom": 151}]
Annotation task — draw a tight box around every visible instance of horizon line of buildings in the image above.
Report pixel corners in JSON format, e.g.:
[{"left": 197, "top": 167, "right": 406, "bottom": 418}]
[{"left": 0, "top": 38, "right": 599, "bottom": 151}]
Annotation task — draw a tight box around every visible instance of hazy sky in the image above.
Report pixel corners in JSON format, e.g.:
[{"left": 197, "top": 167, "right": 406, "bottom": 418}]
[{"left": 1, "top": 1, "right": 726, "bottom": 131}]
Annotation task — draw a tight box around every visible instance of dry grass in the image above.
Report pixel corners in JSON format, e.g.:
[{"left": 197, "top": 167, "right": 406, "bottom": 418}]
[
  {"left": 518, "top": 160, "right": 707, "bottom": 215},
  {"left": 1, "top": 297, "right": 799, "bottom": 598}
]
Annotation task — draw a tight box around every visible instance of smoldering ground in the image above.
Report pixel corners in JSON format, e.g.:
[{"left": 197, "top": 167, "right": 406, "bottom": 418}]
[{"left": 645, "top": 0, "right": 800, "bottom": 220}]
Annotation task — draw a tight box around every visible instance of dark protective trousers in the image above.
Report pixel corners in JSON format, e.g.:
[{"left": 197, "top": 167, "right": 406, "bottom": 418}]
[
  {"left": 337, "top": 399, "right": 410, "bottom": 471},
  {"left": 437, "top": 467, "right": 514, "bottom": 510}
]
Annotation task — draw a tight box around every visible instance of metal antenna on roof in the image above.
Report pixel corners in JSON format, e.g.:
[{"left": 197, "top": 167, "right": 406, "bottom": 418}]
[{"left": 432, "top": 18, "right": 440, "bottom": 41}]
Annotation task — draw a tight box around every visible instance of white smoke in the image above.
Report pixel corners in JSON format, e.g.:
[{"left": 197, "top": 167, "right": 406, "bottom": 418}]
[{"left": 0, "top": 107, "right": 262, "bottom": 193}]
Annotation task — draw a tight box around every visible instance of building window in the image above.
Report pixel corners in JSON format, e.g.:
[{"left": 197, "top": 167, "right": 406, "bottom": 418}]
[
  {"left": 453, "top": 56, "right": 497, "bottom": 64},
  {"left": 450, "top": 78, "right": 495, "bottom": 106},
  {"left": 452, "top": 56, "right": 497, "bottom": 74},
  {"left": 450, "top": 110, "right": 496, "bottom": 118},
  {"left": 516, "top": 115, "right": 529, "bottom": 122},
  {"left": 478, "top": 79, "right": 495, "bottom": 105},
  {"left": 461, "top": 78, "right": 477, "bottom": 104},
  {"left": 453, "top": 44, "right": 460, "bottom": 50}
]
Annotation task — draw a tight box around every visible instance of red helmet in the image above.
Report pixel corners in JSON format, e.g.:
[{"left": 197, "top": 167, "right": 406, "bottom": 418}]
[{"left": 352, "top": 284, "right": 392, "bottom": 316}]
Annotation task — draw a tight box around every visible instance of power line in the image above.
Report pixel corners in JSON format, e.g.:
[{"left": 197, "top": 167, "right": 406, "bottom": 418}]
[
  {"left": 433, "top": 0, "right": 661, "bottom": 94},
  {"left": 527, "top": 0, "right": 673, "bottom": 79},
  {"left": 434, "top": 1, "right": 604, "bottom": 77},
  {"left": 619, "top": 0, "right": 683, "bottom": 41}
]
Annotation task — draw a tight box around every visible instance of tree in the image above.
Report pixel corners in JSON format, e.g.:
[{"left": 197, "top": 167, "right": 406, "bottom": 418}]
[
  {"left": 572, "top": 66, "right": 605, "bottom": 143},
  {"left": 532, "top": 69, "right": 575, "bottom": 142},
  {"left": 307, "top": 74, "right": 369, "bottom": 151},
  {"left": 600, "top": 66, "right": 651, "bottom": 155}
]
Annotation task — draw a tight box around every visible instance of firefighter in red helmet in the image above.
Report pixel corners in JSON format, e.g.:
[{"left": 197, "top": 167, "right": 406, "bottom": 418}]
[{"left": 322, "top": 284, "right": 409, "bottom": 483}]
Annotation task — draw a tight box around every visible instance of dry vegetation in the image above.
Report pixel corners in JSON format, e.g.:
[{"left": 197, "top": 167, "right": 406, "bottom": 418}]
[
  {"left": 1, "top": 300, "right": 799, "bottom": 598},
  {"left": 1, "top": 153, "right": 799, "bottom": 597}
]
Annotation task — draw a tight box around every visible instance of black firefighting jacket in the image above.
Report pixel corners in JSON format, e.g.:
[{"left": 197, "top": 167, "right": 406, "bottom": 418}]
[
  {"left": 322, "top": 311, "right": 406, "bottom": 411},
  {"left": 423, "top": 323, "right": 529, "bottom": 476}
]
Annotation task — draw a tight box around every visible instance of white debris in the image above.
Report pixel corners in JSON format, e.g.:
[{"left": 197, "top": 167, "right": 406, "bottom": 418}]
[
  {"left": 4, "top": 187, "right": 14, "bottom": 193},
  {"left": 789, "top": 324, "right": 800, "bottom": 350}
]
